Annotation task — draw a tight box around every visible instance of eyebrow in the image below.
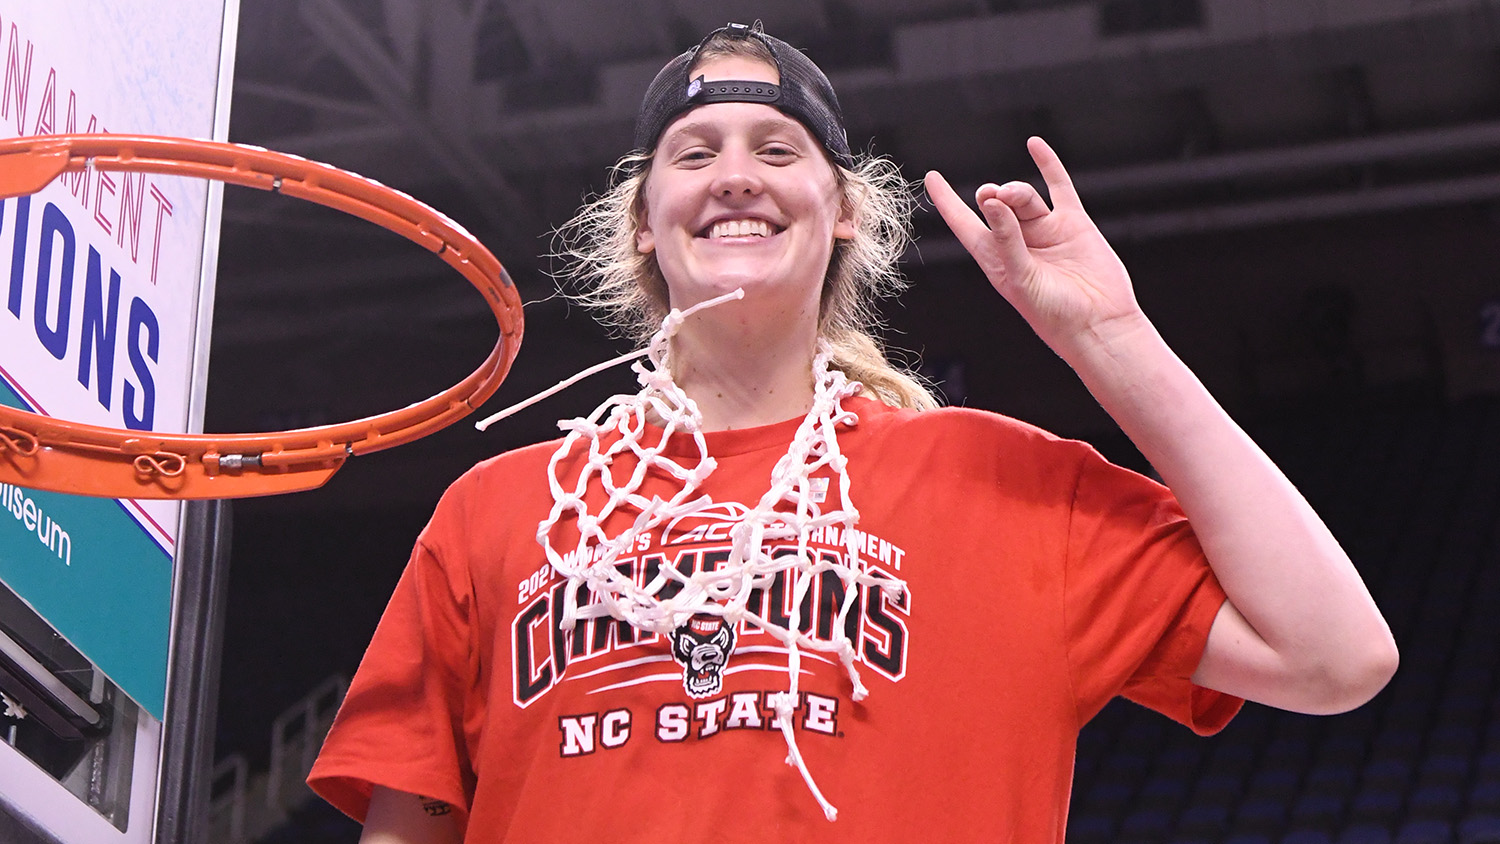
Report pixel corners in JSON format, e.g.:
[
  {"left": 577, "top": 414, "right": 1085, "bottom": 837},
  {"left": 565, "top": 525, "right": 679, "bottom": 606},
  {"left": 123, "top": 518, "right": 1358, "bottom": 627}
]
[{"left": 661, "top": 112, "right": 808, "bottom": 146}]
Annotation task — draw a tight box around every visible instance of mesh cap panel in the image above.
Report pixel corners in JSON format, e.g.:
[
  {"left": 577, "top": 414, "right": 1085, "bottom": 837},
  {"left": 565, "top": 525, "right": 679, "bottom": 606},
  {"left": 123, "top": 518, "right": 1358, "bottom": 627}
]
[{"left": 633, "top": 22, "right": 852, "bottom": 168}]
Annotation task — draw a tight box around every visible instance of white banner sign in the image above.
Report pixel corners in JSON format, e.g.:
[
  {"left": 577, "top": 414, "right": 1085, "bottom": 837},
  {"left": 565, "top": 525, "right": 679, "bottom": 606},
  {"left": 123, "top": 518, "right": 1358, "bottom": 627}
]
[{"left": 0, "top": 0, "right": 234, "bottom": 840}]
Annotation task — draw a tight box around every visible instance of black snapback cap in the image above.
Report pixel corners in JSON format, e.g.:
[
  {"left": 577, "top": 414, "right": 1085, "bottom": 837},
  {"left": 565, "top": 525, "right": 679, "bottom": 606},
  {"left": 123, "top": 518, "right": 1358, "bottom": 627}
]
[{"left": 633, "top": 21, "right": 853, "bottom": 168}]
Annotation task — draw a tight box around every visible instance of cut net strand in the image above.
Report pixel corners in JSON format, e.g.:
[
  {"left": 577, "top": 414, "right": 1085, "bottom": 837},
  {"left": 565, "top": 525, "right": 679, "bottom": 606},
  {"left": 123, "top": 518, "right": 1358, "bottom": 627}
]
[
  {"left": 527, "top": 290, "right": 906, "bottom": 821},
  {"left": 473, "top": 290, "right": 745, "bottom": 431}
]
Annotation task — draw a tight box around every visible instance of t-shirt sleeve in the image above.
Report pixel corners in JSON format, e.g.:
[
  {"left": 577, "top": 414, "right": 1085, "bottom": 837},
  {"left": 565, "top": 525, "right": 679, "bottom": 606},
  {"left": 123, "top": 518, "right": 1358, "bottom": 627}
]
[
  {"left": 1062, "top": 446, "right": 1242, "bottom": 735},
  {"left": 307, "top": 513, "right": 479, "bottom": 824}
]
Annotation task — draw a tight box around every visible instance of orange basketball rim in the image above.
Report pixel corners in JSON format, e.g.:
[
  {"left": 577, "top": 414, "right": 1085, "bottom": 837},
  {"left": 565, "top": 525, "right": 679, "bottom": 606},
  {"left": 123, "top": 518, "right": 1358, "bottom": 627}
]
[{"left": 0, "top": 134, "right": 524, "bottom": 499}]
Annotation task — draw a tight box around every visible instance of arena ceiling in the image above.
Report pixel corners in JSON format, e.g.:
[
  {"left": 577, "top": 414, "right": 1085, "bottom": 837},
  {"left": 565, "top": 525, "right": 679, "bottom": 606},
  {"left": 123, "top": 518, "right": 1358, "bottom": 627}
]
[{"left": 211, "top": 0, "right": 1500, "bottom": 503}]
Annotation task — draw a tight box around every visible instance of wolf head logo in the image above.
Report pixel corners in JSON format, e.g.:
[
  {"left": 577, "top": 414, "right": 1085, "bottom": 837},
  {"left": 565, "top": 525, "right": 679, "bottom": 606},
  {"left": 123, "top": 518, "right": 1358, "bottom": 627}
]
[{"left": 669, "top": 614, "right": 736, "bottom": 698}]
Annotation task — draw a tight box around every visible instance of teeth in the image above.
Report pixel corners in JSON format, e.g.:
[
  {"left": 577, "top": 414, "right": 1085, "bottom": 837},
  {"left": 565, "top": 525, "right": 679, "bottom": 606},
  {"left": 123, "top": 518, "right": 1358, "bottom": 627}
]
[{"left": 709, "top": 219, "right": 772, "bottom": 239}]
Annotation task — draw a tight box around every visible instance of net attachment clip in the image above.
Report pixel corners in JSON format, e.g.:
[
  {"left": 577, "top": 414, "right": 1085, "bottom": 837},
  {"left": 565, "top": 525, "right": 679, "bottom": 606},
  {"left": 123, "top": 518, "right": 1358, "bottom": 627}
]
[
  {"left": 0, "top": 427, "right": 39, "bottom": 457},
  {"left": 133, "top": 452, "right": 187, "bottom": 478},
  {"left": 215, "top": 453, "right": 263, "bottom": 473}
]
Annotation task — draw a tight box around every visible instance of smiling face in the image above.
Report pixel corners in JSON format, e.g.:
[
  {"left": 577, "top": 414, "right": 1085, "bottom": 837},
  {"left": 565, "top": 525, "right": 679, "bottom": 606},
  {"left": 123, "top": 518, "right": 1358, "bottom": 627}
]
[{"left": 635, "top": 55, "right": 856, "bottom": 321}]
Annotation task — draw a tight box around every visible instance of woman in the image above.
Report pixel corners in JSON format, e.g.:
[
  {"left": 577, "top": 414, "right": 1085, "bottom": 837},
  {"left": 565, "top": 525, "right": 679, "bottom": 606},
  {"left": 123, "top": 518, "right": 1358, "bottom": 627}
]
[{"left": 309, "top": 22, "right": 1396, "bottom": 843}]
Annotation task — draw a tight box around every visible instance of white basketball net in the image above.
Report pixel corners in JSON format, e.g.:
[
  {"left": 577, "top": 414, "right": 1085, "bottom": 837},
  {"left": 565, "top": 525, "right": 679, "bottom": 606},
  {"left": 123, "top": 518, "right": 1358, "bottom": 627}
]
[{"left": 533, "top": 291, "right": 907, "bottom": 821}]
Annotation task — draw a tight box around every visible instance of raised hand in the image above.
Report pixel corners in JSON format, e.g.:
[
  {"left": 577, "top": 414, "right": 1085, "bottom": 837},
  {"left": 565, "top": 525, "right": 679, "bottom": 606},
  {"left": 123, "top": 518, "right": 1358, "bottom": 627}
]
[
  {"left": 924, "top": 137, "right": 1145, "bottom": 361},
  {"left": 928, "top": 141, "right": 1396, "bottom": 717}
]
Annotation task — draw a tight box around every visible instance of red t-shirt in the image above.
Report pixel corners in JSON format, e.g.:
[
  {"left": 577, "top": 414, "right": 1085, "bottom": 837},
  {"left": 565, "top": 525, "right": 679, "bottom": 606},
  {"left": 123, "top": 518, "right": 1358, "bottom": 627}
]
[{"left": 309, "top": 397, "right": 1240, "bottom": 842}]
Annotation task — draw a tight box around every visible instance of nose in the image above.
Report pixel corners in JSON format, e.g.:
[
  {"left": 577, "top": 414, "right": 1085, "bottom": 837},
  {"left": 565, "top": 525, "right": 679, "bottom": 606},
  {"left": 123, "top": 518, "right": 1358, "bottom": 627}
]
[{"left": 709, "top": 147, "right": 763, "bottom": 199}]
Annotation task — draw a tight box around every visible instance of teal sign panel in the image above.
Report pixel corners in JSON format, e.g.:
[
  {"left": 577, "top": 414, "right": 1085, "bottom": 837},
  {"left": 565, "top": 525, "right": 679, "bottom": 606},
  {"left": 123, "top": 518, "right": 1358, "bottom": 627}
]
[{"left": 0, "top": 379, "right": 171, "bottom": 719}]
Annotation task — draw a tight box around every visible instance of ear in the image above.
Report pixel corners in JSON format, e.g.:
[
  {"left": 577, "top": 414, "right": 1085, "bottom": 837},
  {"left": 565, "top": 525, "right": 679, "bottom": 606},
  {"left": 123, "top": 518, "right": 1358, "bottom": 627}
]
[
  {"left": 636, "top": 203, "right": 656, "bottom": 254},
  {"left": 833, "top": 190, "right": 858, "bottom": 241}
]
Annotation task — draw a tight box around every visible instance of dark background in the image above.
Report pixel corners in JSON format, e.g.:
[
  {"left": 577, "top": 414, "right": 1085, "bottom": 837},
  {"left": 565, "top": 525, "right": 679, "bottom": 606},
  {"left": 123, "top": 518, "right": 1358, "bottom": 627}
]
[{"left": 205, "top": 0, "right": 1500, "bottom": 839}]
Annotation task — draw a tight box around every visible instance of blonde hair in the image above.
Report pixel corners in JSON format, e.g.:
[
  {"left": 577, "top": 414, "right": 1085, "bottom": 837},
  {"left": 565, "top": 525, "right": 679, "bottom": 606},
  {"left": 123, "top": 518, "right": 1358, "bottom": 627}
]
[{"left": 555, "top": 37, "right": 939, "bottom": 410}]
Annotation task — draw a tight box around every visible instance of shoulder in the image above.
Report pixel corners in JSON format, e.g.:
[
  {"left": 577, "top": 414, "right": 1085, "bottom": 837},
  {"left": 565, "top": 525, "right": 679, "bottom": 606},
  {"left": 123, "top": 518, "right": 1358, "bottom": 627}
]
[
  {"left": 462, "top": 437, "right": 569, "bottom": 484},
  {"left": 419, "top": 437, "right": 570, "bottom": 532},
  {"left": 844, "top": 397, "right": 1111, "bottom": 505},
  {"left": 850, "top": 397, "right": 1095, "bottom": 463}
]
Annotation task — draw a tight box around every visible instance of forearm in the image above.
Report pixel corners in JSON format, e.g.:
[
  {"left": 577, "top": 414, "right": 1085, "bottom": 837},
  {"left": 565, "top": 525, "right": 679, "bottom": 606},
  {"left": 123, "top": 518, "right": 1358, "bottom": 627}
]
[{"left": 1063, "top": 313, "right": 1397, "bottom": 712}]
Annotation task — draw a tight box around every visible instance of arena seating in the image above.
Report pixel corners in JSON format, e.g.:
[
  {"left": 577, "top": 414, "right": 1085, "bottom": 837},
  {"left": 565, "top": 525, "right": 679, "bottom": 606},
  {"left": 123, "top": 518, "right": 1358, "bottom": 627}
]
[{"left": 1067, "top": 395, "right": 1500, "bottom": 843}]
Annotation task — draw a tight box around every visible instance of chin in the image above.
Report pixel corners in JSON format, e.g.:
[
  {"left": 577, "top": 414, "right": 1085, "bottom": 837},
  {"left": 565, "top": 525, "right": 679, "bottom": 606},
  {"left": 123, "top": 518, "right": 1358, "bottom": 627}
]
[{"left": 685, "top": 275, "right": 801, "bottom": 308}]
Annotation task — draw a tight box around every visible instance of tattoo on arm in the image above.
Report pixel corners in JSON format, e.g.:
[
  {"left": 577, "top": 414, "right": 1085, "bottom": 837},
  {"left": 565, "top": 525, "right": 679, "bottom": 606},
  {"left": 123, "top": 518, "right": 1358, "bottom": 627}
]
[{"left": 417, "top": 795, "right": 452, "bottom": 817}]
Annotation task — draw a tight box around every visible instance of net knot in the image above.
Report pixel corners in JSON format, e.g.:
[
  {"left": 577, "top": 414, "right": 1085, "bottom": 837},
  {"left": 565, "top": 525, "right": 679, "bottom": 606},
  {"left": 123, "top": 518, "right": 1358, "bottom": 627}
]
[
  {"left": 0, "top": 426, "right": 40, "bottom": 457},
  {"left": 134, "top": 451, "right": 187, "bottom": 478},
  {"left": 768, "top": 691, "right": 797, "bottom": 723}
]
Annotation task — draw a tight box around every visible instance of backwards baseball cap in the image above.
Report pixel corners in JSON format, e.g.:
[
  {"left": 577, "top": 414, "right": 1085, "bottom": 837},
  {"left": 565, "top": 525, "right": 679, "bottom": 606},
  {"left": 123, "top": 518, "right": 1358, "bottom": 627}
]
[{"left": 633, "top": 21, "right": 853, "bottom": 168}]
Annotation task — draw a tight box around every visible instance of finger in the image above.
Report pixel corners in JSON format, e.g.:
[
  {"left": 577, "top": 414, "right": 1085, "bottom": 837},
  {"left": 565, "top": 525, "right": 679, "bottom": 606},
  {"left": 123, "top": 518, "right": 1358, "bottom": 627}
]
[
  {"left": 927, "top": 171, "right": 1033, "bottom": 287},
  {"left": 1026, "top": 136, "right": 1082, "bottom": 210},
  {"left": 978, "top": 180, "right": 1050, "bottom": 223},
  {"left": 924, "top": 170, "right": 993, "bottom": 254},
  {"left": 976, "top": 196, "right": 1035, "bottom": 282}
]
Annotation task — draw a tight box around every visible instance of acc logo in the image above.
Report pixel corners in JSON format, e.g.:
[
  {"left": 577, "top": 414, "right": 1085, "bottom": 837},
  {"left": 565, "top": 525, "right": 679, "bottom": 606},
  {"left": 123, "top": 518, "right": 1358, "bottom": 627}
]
[{"left": 669, "top": 614, "right": 735, "bottom": 698}]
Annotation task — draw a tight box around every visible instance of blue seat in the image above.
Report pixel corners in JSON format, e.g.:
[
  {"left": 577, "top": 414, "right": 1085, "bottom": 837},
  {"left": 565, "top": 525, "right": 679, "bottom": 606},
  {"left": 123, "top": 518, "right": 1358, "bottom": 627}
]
[
  {"left": 1478, "top": 752, "right": 1500, "bottom": 780},
  {"left": 1290, "top": 793, "right": 1344, "bottom": 831},
  {"left": 1336, "top": 823, "right": 1393, "bottom": 844},
  {"left": 1065, "top": 811, "right": 1113, "bottom": 844},
  {"left": 1262, "top": 734, "right": 1315, "bottom": 768},
  {"left": 1101, "top": 750, "right": 1150, "bottom": 781},
  {"left": 1459, "top": 813, "right": 1500, "bottom": 844},
  {"left": 1136, "top": 775, "right": 1188, "bottom": 811},
  {"left": 1305, "top": 764, "right": 1359, "bottom": 797},
  {"left": 1115, "top": 721, "right": 1166, "bottom": 756},
  {"left": 1472, "top": 780, "right": 1500, "bottom": 814},
  {"left": 1417, "top": 752, "right": 1469, "bottom": 788},
  {"left": 1251, "top": 767, "right": 1302, "bottom": 800},
  {"left": 1177, "top": 802, "right": 1232, "bottom": 838},
  {"left": 1117, "top": 806, "right": 1172, "bottom": 839},
  {"left": 1394, "top": 819, "right": 1452, "bottom": 844},
  {"left": 1155, "top": 744, "right": 1203, "bottom": 772},
  {"left": 1282, "top": 831, "right": 1334, "bottom": 844},
  {"left": 1078, "top": 780, "right": 1132, "bottom": 815},
  {"left": 1315, "top": 735, "right": 1367, "bottom": 767},
  {"left": 1193, "top": 772, "right": 1244, "bottom": 803},
  {"left": 1347, "top": 788, "right": 1402, "bottom": 826},
  {"left": 1407, "top": 783, "right": 1461, "bottom": 817},
  {"left": 1361, "top": 758, "right": 1413, "bottom": 790},
  {"left": 1428, "top": 721, "right": 1479, "bottom": 753},
  {"left": 1206, "top": 742, "right": 1258, "bottom": 777},
  {"left": 1236, "top": 796, "right": 1291, "bottom": 833}
]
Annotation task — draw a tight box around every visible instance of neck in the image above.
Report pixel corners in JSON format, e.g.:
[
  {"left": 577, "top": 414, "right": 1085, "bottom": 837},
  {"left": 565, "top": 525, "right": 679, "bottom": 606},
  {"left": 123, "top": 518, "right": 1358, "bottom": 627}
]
[{"left": 669, "top": 317, "right": 820, "bottom": 431}]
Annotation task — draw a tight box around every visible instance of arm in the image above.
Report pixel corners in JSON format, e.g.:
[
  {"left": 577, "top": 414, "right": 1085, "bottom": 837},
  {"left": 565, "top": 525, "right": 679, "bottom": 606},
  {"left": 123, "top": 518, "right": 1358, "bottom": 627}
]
[
  {"left": 358, "top": 786, "right": 463, "bottom": 844},
  {"left": 926, "top": 138, "right": 1397, "bottom": 715}
]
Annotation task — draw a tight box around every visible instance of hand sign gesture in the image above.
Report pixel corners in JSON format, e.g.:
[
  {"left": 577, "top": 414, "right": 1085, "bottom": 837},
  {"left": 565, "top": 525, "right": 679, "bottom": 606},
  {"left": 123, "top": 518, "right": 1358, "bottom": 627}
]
[{"left": 925, "top": 137, "right": 1145, "bottom": 362}]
